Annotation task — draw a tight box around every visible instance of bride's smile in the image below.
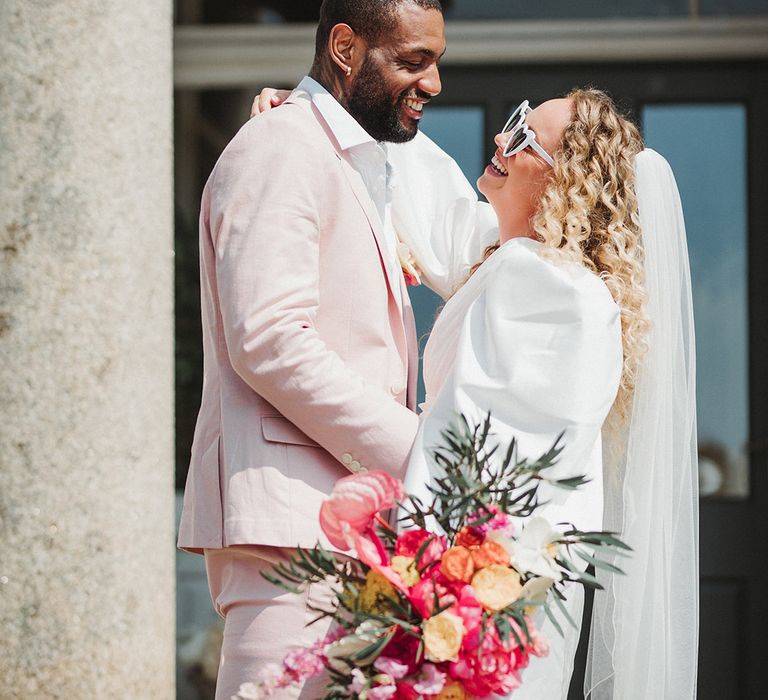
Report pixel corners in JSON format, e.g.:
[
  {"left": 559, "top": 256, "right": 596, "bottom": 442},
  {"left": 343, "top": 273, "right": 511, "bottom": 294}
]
[{"left": 478, "top": 97, "right": 572, "bottom": 241}]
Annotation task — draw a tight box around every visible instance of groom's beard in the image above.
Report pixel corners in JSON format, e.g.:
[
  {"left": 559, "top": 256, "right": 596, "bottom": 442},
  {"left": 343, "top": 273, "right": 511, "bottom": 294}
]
[{"left": 347, "top": 56, "right": 426, "bottom": 143}]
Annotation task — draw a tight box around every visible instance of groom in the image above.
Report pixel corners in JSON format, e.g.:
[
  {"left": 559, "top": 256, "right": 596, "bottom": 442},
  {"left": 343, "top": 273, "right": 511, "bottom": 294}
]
[{"left": 177, "top": 1, "right": 446, "bottom": 697}]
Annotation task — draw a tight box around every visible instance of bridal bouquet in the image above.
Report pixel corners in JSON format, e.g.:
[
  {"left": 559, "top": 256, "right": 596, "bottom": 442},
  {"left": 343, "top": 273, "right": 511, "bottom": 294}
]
[{"left": 235, "top": 416, "right": 629, "bottom": 700}]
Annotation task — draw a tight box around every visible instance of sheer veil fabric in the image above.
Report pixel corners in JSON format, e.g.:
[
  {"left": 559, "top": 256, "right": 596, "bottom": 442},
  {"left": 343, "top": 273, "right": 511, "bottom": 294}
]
[{"left": 585, "top": 149, "right": 699, "bottom": 699}]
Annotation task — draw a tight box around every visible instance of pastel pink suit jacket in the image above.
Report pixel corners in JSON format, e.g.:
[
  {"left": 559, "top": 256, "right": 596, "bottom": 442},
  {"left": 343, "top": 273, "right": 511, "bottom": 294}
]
[{"left": 177, "top": 89, "right": 420, "bottom": 554}]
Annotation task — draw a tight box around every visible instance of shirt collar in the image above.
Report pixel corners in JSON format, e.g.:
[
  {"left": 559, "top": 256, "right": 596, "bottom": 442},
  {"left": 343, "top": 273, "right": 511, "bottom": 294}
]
[{"left": 297, "top": 75, "right": 377, "bottom": 152}]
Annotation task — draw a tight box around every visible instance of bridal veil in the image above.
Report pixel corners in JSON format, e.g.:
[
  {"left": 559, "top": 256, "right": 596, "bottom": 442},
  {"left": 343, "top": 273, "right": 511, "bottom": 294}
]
[{"left": 585, "top": 149, "right": 700, "bottom": 699}]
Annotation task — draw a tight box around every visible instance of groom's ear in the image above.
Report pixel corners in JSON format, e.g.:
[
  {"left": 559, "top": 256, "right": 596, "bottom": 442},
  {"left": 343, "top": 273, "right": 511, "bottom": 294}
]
[{"left": 328, "top": 23, "right": 366, "bottom": 78}]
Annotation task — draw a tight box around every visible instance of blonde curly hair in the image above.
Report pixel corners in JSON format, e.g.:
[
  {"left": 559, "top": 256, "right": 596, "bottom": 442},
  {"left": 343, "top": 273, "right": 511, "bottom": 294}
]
[{"left": 474, "top": 88, "right": 649, "bottom": 423}]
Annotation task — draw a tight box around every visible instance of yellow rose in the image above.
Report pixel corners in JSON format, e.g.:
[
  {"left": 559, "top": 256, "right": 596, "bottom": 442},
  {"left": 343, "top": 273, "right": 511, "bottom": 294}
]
[
  {"left": 391, "top": 555, "right": 420, "bottom": 587},
  {"left": 422, "top": 611, "right": 465, "bottom": 662},
  {"left": 435, "top": 681, "right": 468, "bottom": 700},
  {"left": 358, "top": 569, "right": 398, "bottom": 614},
  {"left": 471, "top": 564, "right": 523, "bottom": 612}
]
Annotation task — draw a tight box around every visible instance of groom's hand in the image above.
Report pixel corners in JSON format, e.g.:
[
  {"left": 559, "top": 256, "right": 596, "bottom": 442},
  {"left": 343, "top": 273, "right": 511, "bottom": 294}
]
[{"left": 250, "top": 88, "right": 291, "bottom": 118}]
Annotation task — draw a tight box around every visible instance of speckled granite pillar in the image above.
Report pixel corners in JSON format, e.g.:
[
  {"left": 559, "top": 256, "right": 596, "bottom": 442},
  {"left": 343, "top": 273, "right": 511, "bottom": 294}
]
[{"left": 0, "top": 1, "right": 174, "bottom": 697}]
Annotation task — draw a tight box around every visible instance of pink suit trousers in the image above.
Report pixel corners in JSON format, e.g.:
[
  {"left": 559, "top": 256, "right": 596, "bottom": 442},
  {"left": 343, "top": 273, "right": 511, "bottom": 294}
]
[{"left": 205, "top": 545, "right": 341, "bottom": 700}]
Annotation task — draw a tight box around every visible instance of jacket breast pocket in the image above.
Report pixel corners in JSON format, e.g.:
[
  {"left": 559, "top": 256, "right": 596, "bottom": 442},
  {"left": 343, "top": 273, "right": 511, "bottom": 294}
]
[{"left": 260, "top": 416, "right": 320, "bottom": 448}]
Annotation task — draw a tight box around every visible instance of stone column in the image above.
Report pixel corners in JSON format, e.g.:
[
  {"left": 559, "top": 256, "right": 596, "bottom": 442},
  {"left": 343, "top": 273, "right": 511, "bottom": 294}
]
[{"left": 0, "top": 1, "right": 174, "bottom": 697}]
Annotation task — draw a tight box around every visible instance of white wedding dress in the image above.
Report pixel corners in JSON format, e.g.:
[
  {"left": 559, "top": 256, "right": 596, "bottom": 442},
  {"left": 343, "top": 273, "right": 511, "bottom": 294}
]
[
  {"left": 387, "top": 134, "right": 623, "bottom": 698},
  {"left": 387, "top": 133, "right": 699, "bottom": 699},
  {"left": 406, "top": 238, "right": 623, "bottom": 699}
]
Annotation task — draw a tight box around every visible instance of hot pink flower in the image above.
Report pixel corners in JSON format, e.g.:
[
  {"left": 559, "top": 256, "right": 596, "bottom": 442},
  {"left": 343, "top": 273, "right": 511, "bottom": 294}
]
[
  {"left": 395, "top": 529, "right": 446, "bottom": 568},
  {"left": 380, "top": 628, "right": 422, "bottom": 676},
  {"left": 467, "top": 505, "right": 515, "bottom": 538},
  {"left": 319, "top": 470, "right": 404, "bottom": 550},
  {"left": 393, "top": 683, "right": 420, "bottom": 700},
  {"left": 450, "top": 618, "right": 530, "bottom": 697},
  {"left": 409, "top": 572, "right": 459, "bottom": 619},
  {"left": 525, "top": 618, "right": 550, "bottom": 658},
  {"left": 452, "top": 585, "right": 484, "bottom": 638}
]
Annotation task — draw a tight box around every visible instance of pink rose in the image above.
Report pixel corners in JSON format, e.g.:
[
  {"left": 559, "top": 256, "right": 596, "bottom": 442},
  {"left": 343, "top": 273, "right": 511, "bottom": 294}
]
[{"left": 320, "top": 470, "right": 404, "bottom": 550}]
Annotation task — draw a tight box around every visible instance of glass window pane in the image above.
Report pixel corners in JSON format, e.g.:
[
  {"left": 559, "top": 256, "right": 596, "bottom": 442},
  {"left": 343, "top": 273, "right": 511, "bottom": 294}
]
[
  {"left": 446, "top": 0, "right": 688, "bottom": 20},
  {"left": 419, "top": 106, "right": 485, "bottom": 187},
  {"left": 409, "top": 106, "right": 485, "bottom": 405},
  {"left": 642, "top": 104, "right": 749, "bottom": 498}
]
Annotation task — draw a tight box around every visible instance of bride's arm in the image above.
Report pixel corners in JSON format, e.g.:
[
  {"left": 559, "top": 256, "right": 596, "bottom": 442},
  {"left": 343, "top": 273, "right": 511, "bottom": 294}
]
[{"left": 387, "top": 133, "right": 499, "bottom": 300}]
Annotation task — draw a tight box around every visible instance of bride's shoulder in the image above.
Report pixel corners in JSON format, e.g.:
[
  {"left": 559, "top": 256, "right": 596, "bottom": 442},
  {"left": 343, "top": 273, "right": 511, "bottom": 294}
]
[{"left": 485, "top": 238, "right": 618, "bottom": 315}]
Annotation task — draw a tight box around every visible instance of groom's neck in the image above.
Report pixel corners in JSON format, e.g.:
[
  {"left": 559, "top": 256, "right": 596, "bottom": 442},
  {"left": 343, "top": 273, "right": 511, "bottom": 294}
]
[{"left": 310, "top": 63, "right": 350, "bottom": 111}]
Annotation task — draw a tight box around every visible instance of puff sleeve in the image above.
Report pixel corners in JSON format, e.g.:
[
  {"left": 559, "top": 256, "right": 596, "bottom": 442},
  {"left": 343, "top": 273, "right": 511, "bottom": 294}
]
[
  {"left": 404, "top": 239, "right": 623, "bottom": 529},
  {"left": 386, "top": 132, "right": 500, "bottom": 300}
]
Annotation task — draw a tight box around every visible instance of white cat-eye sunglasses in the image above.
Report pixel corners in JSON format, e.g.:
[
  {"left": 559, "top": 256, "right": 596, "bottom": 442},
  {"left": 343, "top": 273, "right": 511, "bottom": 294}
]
[{"left": 501, "top": 100, "right": 555, "bottom": 167}]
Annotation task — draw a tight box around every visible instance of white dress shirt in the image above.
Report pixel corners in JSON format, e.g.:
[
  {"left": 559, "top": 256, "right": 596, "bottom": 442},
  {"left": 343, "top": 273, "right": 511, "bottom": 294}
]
[{"left": 297, "top": 76, "right": 403, "bottom": 306}]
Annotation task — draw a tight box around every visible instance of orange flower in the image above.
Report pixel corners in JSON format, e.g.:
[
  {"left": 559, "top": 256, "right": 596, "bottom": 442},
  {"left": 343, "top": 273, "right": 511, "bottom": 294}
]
[
  {"left": 471, "top": 540, "right": 510, "bottom": 569},
  {"left": 440, "top": 546, "right": 476, "bottom": 583},
  {"left": 435, "top": 681, "right": 468, "bottom": 700},
  {"left": 455, "top": 526, "right": 484, "bottom": 549},
  {"left": 471, "top": 564, "right": 523, "bottom": 612}
]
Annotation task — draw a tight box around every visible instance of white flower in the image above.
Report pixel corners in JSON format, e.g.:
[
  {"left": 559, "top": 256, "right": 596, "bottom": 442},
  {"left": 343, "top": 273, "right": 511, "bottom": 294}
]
[
  {"left": 325, "top": 621, "right": 389, "bottom": 672},
  {"left": 519, "top": 576, "right": 555, "bottom": 604},
  {"left": 508, "top": 517, "right": 563, "bottom": 581},
  {"left": 232, "top": 682, "right": 266, "bottom": 700},
  {"left": 349, "top": 668, "right": 368, "bottom": 695}
]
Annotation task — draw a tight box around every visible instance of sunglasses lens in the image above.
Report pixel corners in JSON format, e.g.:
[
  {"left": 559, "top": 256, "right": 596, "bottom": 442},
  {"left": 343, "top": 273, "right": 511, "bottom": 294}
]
[
  {"left": 504, "top": 126, "right": 526, "bottom": 155},
  {"left": 503, "top": 103, "right": 525, "bottom": 133}
]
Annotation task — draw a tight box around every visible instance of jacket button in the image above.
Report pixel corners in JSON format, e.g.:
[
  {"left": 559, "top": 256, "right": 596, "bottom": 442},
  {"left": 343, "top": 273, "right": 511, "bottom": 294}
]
[
  {"left": 341, "top": 453, "right": 353, "bottom": 465},
  {"left": 390, "top": 382, "right": 406, "bottom": 396},
  {"left": 350, "top": 460, "right": 361, "bottom": 472}
]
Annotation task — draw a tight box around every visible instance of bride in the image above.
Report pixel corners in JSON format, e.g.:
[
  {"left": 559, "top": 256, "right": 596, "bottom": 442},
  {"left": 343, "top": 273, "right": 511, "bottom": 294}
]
[
  {"left": 252, "top": 87, "right": 699, "bottom": 699},
  {"left": 387, "top": 89, "right": 699, "bottom": 700}
]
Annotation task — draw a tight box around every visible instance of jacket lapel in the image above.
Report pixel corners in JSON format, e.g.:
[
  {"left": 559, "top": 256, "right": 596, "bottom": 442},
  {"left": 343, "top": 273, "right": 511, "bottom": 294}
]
[
  {"left": 288, "top": 90, "right": 412, "bottom": 388},
  {"left": 335, "top": 153, "right": 405, "bottom": 326}
]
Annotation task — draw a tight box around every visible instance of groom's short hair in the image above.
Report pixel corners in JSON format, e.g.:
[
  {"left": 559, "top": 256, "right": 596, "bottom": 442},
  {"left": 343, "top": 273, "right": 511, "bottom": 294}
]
[{"left": 314, "top": 0, "right": 443, "bottom": 57}]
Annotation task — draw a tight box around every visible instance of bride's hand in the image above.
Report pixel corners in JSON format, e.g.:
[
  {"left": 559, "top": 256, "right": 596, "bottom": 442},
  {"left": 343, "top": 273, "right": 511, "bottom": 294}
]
[{"left": 250, "top": 88, "right": 291, "bottom": 118}]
